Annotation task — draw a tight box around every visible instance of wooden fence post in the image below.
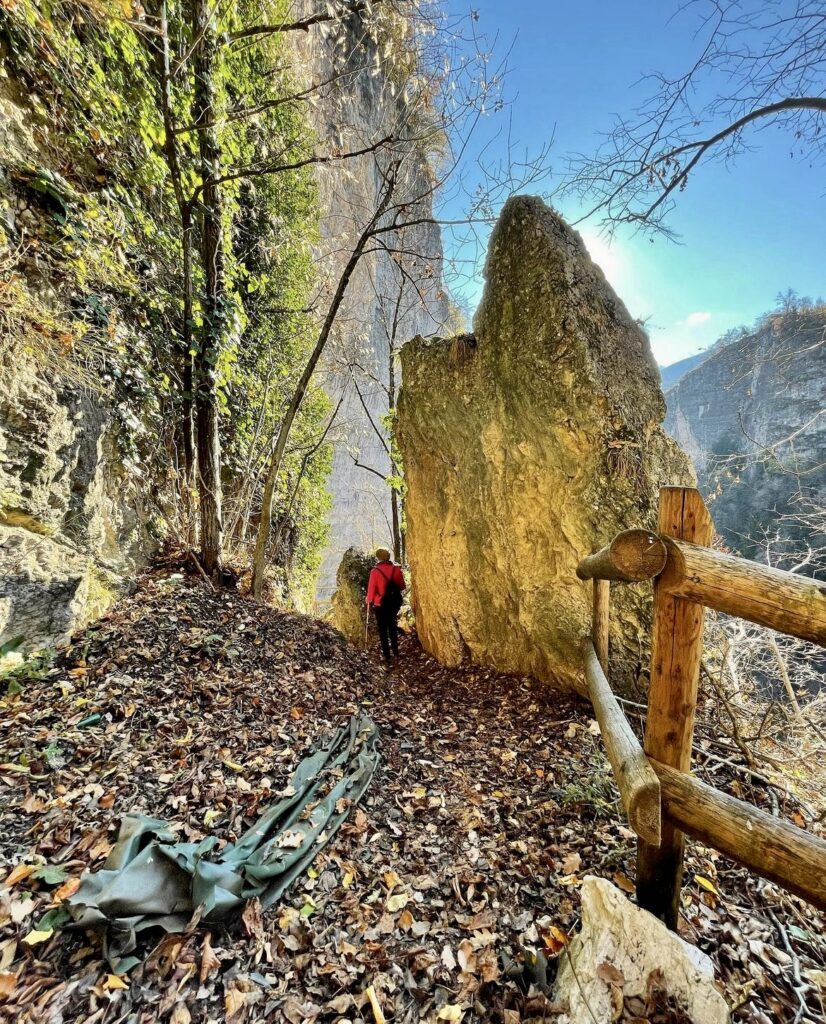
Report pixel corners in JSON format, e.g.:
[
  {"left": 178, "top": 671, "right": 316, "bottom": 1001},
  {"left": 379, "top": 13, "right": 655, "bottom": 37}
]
[
  {"left": 637, "top": 487, "right": 714, "bottom": 929},
  {"left": 593, "top": 579, "right": 610, "bottom": 672}
]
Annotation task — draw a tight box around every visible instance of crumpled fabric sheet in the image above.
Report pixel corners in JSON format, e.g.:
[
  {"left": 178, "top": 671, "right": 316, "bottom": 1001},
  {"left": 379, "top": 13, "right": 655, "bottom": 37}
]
[{"left": 65, "top": 714, "right": 379, "bottom": 969}]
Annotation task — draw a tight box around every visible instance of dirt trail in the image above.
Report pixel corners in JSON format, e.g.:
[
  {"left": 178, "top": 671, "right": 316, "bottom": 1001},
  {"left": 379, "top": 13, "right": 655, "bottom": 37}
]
[{"left": 0, "top": 563, "right": 823, "bottom": 1023}]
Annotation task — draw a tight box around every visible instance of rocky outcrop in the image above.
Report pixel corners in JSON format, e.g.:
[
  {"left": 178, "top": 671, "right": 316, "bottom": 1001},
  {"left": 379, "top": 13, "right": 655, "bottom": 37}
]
[
  {"left": 329, "top": 547, "right": 374, "bottom": 646},
  {"left": 664, "top": 308, "right": 826, "bottom": 565},
  {"left": 0, "top": 351, "right": 153, "bottom": 650},
  {"left": 554, "top": 877, "right": 729, "bottom": 1024},
  {"left": 396, "top": 196, "right": 692, "bottom": 692}
]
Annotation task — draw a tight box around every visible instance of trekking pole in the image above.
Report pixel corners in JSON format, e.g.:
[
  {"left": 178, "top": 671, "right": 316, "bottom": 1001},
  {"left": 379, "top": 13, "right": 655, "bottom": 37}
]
[{"left": 364, "top": 603, "right": 370, "bottom": 644}]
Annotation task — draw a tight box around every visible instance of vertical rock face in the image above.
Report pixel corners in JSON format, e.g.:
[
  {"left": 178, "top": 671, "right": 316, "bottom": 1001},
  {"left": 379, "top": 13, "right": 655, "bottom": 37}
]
[
  {"left": 293, "top": 23, "right": 449, "bottom": 605},
  {"left": 397, "top": 196, "right": 692, "bottom": 691},
  {"left": 0, "top": 353, "right": 153, "bottom": 650},
  {"left": 664, "top": 310, "right": 826, "bottom": 564}
]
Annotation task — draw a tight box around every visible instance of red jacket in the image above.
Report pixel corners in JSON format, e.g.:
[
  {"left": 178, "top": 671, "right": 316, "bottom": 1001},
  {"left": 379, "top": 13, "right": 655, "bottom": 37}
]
[{"left": 366, "top": 562, "right": 406, "bottom": 607}]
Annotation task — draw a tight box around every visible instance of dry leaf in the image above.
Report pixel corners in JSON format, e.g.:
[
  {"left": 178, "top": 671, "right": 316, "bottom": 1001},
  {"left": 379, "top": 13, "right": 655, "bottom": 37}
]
[
  {"left": 562, "top": 851, "right": 581, "bottom": 874},
  {"left": 542, "top": 925, "right": 569, "bottom": 955},
  {"left": 104, "top": 973, "right": 128, "bottom": 990},
  {"left": 169, "top": 1002, "right": 191, "bottom": 1024},
  {"left": 241, "top": 898, "right": 263, "bottom": 938},
  {"left": 613, "top": 872, "right": 636, "bottom": 893},
  {"left": 596, "top": 961, "right": 626, "bottom": 986},
  {"left": 53, "top": 877, "right": 81, "bottom": 903},
  {"left": 3, "top": 864, "right": 36, "bottom": 887},
  {"left": 199, "top": 932, "right": 220, "bottom": 982},
  {"left": 386, "top": 891, "right": 409, "bottom": 912}
]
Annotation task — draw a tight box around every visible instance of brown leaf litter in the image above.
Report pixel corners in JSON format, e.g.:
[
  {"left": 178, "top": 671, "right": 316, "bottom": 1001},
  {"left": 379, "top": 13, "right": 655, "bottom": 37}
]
[{"left": 0, "top": 561, "right": 824, "bottom": 1023}]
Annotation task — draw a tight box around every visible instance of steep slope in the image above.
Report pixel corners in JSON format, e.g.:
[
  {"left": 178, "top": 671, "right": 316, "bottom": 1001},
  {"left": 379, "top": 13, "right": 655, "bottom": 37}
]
[
  {"left": 664, "top": 307, "right": 826, "bottom": 565},
  {"left": 396, "top": 197, "right": 692, "bottom": 693}
]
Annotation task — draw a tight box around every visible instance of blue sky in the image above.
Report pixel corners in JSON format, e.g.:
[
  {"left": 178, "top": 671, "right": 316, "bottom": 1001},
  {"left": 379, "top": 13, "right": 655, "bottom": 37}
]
[{"left": 443, "top": 1, "right": 825, "bottom": 366}]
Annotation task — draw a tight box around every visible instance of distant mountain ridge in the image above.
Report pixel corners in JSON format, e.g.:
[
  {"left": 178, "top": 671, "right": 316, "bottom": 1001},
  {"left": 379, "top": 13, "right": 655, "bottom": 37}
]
[{"left": 659, "top": 350, "right": 712, "bottom": 390}]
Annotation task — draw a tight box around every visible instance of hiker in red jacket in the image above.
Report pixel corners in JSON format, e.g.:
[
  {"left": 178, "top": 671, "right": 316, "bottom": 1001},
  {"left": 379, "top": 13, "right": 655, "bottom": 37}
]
[{"left": 366, "top": 547, "right": 406, "bottom": 665}]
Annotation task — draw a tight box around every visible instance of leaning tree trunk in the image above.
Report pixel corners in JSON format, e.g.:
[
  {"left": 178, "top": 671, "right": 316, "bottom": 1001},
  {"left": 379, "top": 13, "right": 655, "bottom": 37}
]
[
  {"left": 191, "top": 0, "right": 224, "bottom": 575},
  {"left": 250, "top": 169, "right": 398, "bottom": 598}
]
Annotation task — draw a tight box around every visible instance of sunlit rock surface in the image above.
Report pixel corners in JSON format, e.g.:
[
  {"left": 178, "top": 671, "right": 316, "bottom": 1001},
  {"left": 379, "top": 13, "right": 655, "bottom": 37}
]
[
  {"left": 554, "top": 876, "right": 729, "bottom": 1024},
  {"left": 397, "top": 196, "right": 692, "bottom": 691}
]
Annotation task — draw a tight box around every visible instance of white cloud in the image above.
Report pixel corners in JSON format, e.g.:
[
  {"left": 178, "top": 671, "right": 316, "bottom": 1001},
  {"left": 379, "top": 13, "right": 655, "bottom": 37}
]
[{"left": 684, "top": 311, "right": 712, "bottom": 327}]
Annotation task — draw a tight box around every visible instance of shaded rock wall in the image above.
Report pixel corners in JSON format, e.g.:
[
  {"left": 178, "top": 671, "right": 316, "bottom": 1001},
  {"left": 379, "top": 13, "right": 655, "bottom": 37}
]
[
  {"left": 397, "top": 196, "right": 692, "bottom": 692},
  {"left": 0, "top": 351, "right": 153, "bottom": 649}
]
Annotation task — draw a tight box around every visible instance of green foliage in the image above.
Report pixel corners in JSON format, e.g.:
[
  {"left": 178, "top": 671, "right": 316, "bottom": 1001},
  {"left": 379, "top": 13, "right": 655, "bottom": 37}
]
[
  {"left": 0, "top": 0, "right": 334, "bottom": 598},
  {"left": 1, "top": 645, "right": 57, "bottom": 695}
]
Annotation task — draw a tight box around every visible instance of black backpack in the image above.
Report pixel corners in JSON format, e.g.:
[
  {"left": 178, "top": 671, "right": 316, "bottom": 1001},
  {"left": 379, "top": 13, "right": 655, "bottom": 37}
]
[{"left": 378, "top": 565, "right": 403, "bottom": 614}]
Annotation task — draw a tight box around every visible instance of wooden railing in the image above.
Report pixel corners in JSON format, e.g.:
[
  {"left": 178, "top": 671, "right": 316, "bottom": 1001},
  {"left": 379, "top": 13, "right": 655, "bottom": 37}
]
[{"left": 576, "top": 486, "right": 826, "bottom": 928}]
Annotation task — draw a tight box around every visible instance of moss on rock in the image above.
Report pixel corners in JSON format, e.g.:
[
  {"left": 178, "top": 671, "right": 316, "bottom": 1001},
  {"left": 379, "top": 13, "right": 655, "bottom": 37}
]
[{"left": 329, "top": 547, "right": 376, "bottom": 647}]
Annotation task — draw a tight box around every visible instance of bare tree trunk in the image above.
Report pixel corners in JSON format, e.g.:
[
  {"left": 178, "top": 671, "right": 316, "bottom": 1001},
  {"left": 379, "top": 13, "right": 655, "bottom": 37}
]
[
  {"left": 768, "top": 635, "right": 805, "bottom": 723},
  {"left": 191, "top": 0, "right": 224, "bottom": 575},
  {"left": 153, "top": 0, "right": 196, "bottom": 535},
  {"left": 250, "top": 168, "right": 398, "bottom": 598}
]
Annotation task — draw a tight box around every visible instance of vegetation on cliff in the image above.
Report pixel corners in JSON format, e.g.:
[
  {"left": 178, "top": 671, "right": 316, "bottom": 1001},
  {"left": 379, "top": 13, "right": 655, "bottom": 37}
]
[{"left": 0, "top": 0, "right": 333, "bottom": 607}]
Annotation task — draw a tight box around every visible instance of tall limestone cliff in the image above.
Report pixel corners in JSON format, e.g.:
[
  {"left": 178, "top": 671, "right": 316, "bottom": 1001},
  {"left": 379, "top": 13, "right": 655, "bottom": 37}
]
[
  {"left": 293, "top": 20, "right": 448, "bottom": 604},
  {"left": 396, "top": 196, "right": 692, "bottom": 692},
  {"left": 664, "top": 306, "right": 826, "bottom": 567}
]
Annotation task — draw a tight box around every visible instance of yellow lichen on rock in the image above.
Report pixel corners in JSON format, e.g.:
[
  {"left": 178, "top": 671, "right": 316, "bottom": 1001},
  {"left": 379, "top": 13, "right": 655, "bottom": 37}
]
[{"left": 396, "top": 196, "right": 692, "bottom": 692}]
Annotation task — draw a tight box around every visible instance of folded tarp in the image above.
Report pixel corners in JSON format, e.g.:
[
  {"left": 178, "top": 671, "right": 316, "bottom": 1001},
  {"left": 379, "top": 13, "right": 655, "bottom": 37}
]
[{"left": 62, "top": 714, "right": 379, "bottom": 968}]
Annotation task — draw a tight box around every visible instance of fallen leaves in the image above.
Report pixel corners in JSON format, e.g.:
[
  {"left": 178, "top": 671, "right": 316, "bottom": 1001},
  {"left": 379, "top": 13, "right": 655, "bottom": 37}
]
[
  {"left": 199, "top": 932, "right": 220, "bottom": 983},
  {"left": 3, "top": 865, "right": 36, "bottom": 887},
  {"left": 0, "top": 564, "right": 822, "bottom": 1024}
]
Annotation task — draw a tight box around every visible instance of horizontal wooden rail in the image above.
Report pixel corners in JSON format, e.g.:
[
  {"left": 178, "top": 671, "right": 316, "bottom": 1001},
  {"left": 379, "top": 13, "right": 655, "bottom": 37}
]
[
  {"left": 576, "top": 529, "right": 668, "bottom": 583},
  {"left": 582, "top": 639, "right": 661, "bottom": 845},
  {"left": 653, "top": 760, "right": 826, "bottom": 911},
  {"left": 661, "top": 538, "right": 826, "bottom": 645}
]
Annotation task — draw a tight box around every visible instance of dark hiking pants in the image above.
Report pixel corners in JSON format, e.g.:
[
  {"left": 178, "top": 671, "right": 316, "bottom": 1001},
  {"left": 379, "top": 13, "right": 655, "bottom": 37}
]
[{"left": 374, "top": 604, "right": 399, "bottom": 661}]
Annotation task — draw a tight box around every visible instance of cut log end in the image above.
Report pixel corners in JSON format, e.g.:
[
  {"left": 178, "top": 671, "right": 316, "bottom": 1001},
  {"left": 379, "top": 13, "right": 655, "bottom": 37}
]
[{"left": 577, "top": 529, "right": 667, "bottom": 582}]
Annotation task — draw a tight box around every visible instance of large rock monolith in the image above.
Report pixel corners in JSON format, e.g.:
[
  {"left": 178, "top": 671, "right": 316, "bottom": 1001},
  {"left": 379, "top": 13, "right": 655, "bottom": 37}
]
[{"left": 396, "top": 196, "right": 692, "bottom": 691}]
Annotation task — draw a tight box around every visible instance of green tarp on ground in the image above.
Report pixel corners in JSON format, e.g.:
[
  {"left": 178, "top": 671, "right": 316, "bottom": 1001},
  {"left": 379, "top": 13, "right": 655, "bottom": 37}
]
[{"left": 61, "top": 714, "right": 379, "bottom": 969}]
